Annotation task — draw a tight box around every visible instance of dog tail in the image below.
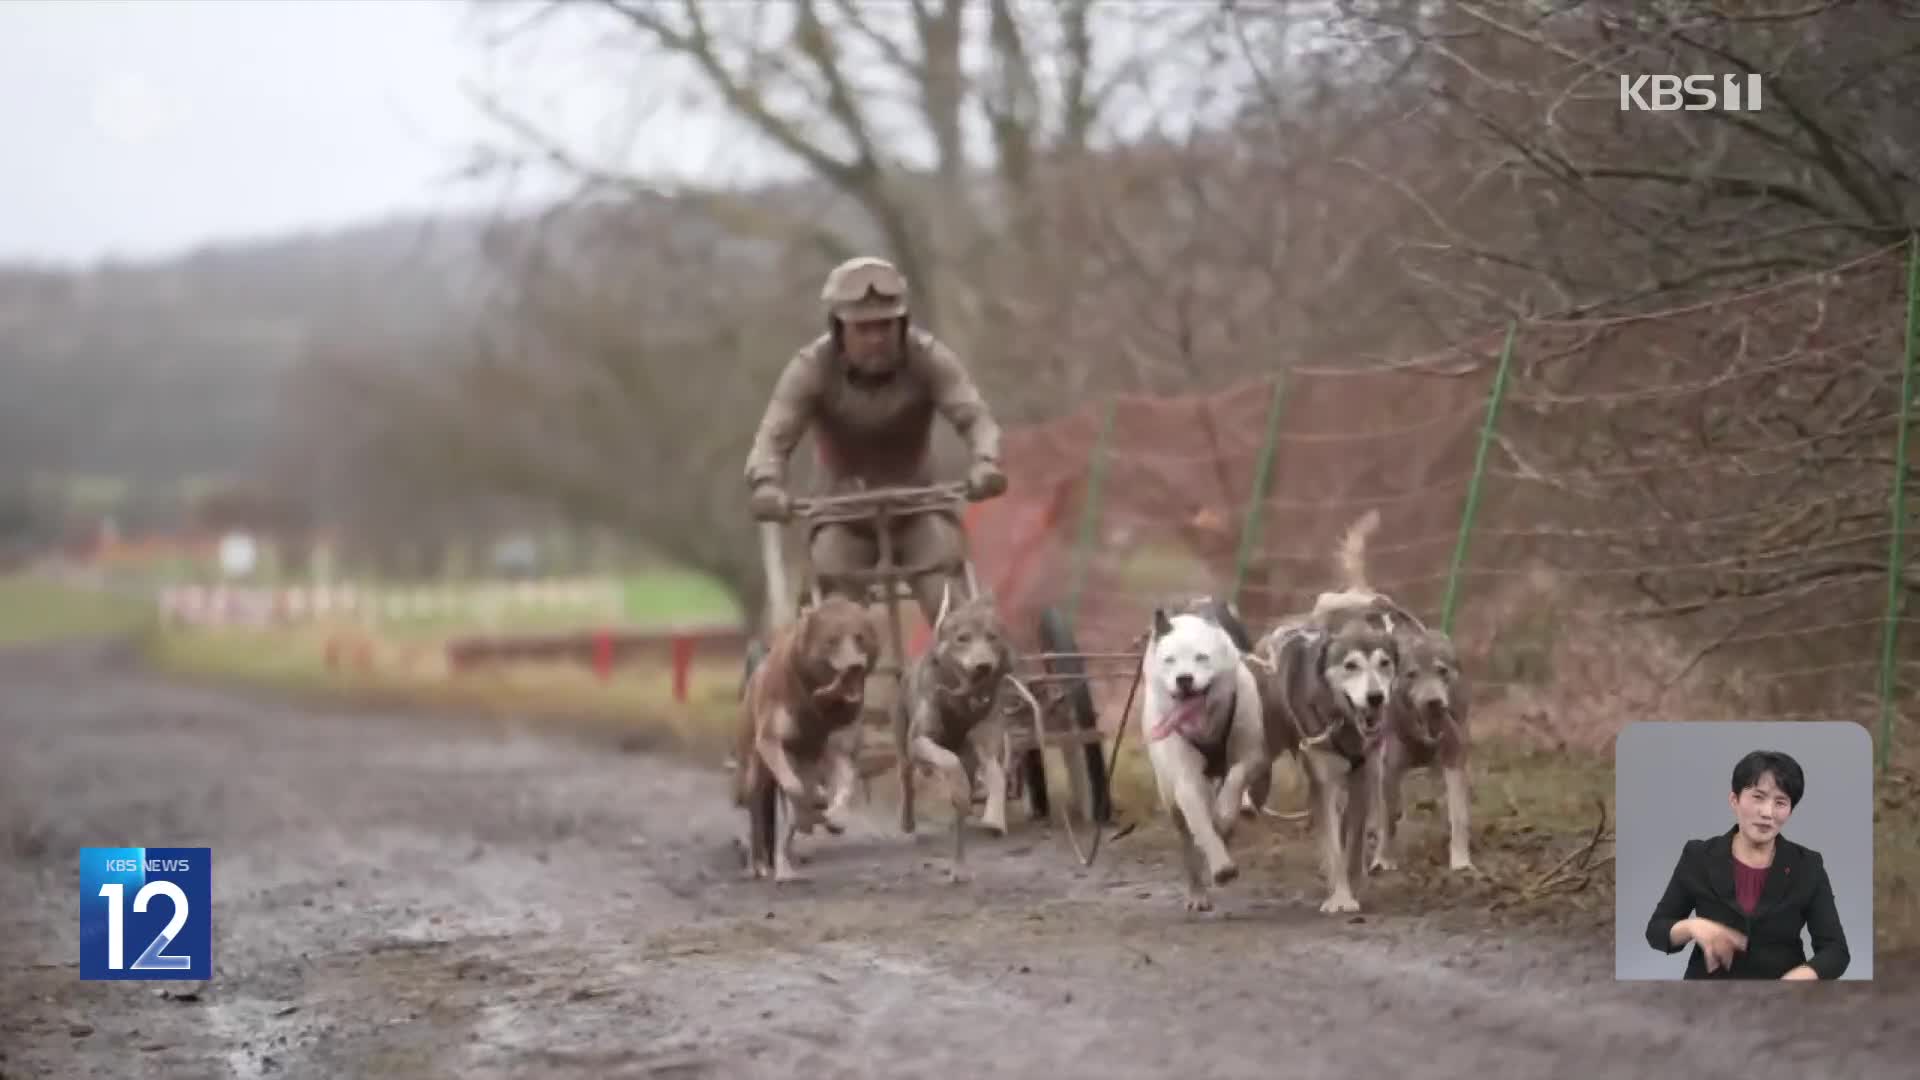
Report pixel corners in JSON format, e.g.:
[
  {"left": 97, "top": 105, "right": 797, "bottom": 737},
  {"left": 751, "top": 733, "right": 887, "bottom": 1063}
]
[{"left": 1335, "top": 509, "right": 1381, "bottom": 592}]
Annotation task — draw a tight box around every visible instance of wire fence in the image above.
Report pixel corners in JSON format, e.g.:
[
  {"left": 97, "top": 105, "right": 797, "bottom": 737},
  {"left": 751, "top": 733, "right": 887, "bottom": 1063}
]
[{"left": 965, "top": 238, "right": 1919, "bottom": 773}]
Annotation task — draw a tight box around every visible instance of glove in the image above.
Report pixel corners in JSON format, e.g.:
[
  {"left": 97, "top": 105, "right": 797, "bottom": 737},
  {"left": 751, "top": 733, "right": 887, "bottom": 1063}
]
[
  {"left": 965, "top": 459, "right": 1007, "bottom": 502},
  {"left": 749, "top": 482, "right": 793, "bottom": 522}
]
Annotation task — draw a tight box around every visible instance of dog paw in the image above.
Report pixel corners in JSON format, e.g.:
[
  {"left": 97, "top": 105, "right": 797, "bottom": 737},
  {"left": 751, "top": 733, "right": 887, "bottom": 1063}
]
[
  {"left": 979, "top": 817, "right": 1008, "bottom": 837},
  {"left": 773, "top": 868, "right": 810, "bottom": 885},
  {"left": 1450, "top": 857, "right": 1477, "bottom": 874},
  {"left": 1368, "top": 855, "right": 1398, "bottom": 875},
  {"left": 946, "top": 866, "right": 972, "bottom": 885},
  {"left": 1319, "top": 893, "right": 1360, "bottom": 914},
  {"left": 1210, "top": 861, "right": 1239, "bottom": 886},
  {"left": 821, "top": 814, "right": 847, "bottom": 836},
  {"left": 1184, "top": 893, "right": 1214, "bottom": 913}
]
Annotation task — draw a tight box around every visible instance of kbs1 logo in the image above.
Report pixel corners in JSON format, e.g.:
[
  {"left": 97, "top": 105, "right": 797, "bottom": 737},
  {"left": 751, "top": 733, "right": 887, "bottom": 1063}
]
[
  {"left": 1619, "top": 73, "right": 1763, "bottom": 112},
  {"left": 79, "top": 847, "right": 211, "bottom": 981}
]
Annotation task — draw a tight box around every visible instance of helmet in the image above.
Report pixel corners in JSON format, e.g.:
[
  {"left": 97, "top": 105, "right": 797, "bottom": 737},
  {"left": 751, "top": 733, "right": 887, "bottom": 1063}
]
[{"left": 821, "top": 256, "right": 908, "bottom": 324}]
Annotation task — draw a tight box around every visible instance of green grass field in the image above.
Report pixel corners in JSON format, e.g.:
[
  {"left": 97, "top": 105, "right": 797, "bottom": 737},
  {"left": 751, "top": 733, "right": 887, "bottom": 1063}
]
[
  {"left": 0, "top": 575, "right": 152, "bottom": 646},
  {"left": 362, "top": 568, "right": 740, "bottom": 642},
  {"left": 621, "top": 568, "right": 740, "bottom": 625}
]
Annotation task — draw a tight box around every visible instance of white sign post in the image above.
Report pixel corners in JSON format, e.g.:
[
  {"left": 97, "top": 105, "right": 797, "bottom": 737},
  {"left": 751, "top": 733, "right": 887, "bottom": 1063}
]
[{"left": 218, "top": 532, "right": 258, "bottom": 580}]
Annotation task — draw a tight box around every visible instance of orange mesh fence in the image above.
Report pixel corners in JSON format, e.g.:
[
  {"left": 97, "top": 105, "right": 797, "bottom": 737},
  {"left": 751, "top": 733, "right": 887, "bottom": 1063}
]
[{"left": 962, "top": 242, "right": 1918, "bottom": 759}]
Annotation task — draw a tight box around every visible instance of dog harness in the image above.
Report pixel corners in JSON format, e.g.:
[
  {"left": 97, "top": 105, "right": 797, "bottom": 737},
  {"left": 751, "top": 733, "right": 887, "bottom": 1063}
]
[
  {"left": 1257, "top": 625, "right": 1380, "bottom": 768},
  {"left": 926, "top": 654, "right": 1002, "bottom": 751},
  {"left": 1149, "top": 691, "right": 1236, "bottom": 780}
]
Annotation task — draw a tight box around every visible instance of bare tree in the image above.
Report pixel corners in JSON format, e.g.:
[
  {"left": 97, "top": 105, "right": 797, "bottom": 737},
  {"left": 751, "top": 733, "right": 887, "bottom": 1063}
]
[
  {"left": 1322, "top": 0, "right": 1919, "bottom": 322},
  {"left": 1269, "top": 1, "right": 1920, "bottom": 710},
  {"left": 466, "top": 0, "right": 1232, "bottom": 367}
]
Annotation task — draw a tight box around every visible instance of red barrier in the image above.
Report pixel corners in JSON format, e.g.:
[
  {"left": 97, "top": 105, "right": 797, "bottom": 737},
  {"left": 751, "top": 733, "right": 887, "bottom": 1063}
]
[
  {"left": 444, "top": 624, "right": 746, "bottom": 679},
  {"left": 670, "top": 636, "right": 695, "bottom": 703},
  {"left": 591, "top": 630, "right": 614, "bottom": 682}
]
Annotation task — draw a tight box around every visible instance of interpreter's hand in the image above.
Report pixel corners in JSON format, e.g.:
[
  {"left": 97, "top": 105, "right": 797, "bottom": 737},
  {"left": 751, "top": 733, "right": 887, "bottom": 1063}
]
[
  {"left": 1688, "top": 917, "right": 1748, "bottom": 973},
  {"left": 965, "top": 459, "right": 1007, "bottom": 501},
  {"left": 749, "top": 482, "right": 793, "bottom": 523},
  {"left": 1780, "top": 965, "right": 1819, "bottom": 981}
]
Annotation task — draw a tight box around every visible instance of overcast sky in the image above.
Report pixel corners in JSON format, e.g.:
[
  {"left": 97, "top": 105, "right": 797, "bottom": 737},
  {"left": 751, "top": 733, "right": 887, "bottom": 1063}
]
[
  {"left": 0, "top": 0, "right": 757, "bottom": 266},
  {"left": 1, "top": 0, "right": 1233, "bottom": 268}
]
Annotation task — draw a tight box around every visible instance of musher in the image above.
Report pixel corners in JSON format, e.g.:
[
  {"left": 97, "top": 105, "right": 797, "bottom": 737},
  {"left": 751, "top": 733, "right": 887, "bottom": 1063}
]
[{"left": 744, "top": 256, "right": 1006, "bottom": 628}]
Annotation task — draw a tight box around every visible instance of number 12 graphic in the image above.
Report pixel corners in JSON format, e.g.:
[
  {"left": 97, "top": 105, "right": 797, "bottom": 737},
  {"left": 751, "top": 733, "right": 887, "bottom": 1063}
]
[{"left": 96, "top": 881, "right": 193, "bottom": 971}]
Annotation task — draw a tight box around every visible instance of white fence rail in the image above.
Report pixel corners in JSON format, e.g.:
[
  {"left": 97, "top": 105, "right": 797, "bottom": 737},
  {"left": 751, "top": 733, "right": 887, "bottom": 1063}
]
[{"left": 157, "top": 578, "right": 626, "bottom": 628}]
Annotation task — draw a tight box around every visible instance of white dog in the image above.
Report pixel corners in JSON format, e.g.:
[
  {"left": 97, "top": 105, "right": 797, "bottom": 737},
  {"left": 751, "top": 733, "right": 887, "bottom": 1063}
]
[{"left": 1140, "top": 608, "right": 1266, "bottom": 912}]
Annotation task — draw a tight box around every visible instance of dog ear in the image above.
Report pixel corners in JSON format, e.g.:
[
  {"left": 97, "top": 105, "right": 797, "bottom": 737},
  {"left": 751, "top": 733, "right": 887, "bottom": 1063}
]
[
  {"left": 1211, "top": 599, "right": 1252, "bottom": 653},
  {"left": 1151, "top": 607, "right": 1172, "bottom": 639}
]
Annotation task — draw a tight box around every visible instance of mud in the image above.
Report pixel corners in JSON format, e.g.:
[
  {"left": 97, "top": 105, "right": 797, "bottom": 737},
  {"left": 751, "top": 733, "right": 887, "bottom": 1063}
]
[{"left": 2, "top": 641, "right": 1911, "bottom": 1079}]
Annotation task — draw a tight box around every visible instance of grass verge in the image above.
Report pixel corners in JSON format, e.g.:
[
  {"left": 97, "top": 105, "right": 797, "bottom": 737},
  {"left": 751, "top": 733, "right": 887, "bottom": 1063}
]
[
  {"left": 0, "top": 575, "right": 153, "bottom": 647},
  {"left": 145, "top": 624, "right": 745, "bottom": 760},
  {"left": 1105, "top": 729, "right": 1916, "bottom": 956}
]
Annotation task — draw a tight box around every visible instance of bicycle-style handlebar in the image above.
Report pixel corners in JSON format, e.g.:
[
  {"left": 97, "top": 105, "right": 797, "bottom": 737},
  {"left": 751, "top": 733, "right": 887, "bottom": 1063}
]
[{"left": 787, "top": 482, "right": 971, "bottom": 525}]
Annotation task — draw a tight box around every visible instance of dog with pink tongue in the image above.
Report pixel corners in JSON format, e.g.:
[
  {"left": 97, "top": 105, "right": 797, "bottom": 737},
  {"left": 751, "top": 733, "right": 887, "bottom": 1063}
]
[{"left": 1139, "top": 608, "right": 1267, "bottom": 912}]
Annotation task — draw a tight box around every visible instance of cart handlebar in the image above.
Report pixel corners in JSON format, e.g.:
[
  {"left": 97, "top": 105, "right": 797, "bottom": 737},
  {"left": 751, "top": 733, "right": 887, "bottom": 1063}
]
[{"left": 788, "top": 482, "right": 970, "bottom": 526}]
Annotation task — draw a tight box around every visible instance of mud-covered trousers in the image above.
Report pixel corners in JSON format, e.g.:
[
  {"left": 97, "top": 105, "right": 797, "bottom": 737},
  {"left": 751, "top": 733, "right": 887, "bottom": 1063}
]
[{"left": 807, "top": 511, "right": 969, "bottom": 628}]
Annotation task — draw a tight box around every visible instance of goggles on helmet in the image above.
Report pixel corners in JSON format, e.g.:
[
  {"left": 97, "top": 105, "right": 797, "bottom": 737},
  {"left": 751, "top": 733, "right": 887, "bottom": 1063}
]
[{"left": 823, "top": 258, "right": 908, "bottom": 323}]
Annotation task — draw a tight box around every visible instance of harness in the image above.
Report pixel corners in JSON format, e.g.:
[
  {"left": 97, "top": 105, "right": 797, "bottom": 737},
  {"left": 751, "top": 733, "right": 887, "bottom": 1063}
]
[
  {"left": 927, "top": 649, "right": 1002, "bottom": 750},
  {"left": 1249, "top": 625, "right": 1380, "bottom": 768},
  {"left": 774, "top": 627, "right": 862, "bottom": 748},
  {"left": 1149, "top": 688, "right": 1238, "bottom": 780},
  {"left": 1327, "top": 718, "right": 1379, "bottom": 769}
]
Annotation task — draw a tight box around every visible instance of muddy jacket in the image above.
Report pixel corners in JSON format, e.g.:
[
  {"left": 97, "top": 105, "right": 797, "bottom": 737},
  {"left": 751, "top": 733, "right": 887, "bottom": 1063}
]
[{"left": 744, "top": 328, "right": 1002, "bottom": 493}]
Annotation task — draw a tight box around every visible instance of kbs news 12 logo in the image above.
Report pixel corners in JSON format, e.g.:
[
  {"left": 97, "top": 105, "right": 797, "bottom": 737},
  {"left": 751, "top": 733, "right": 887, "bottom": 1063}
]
[
  {"left": 79, "top": 847, "right": 212, "bottom": 981},
  {"left": 1619, "top": 73, "right": 1763, "bottom": 112}
]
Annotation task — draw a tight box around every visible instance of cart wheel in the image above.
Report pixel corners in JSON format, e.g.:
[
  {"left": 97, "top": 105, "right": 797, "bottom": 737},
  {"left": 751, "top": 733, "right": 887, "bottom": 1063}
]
[{"left": 1036, "top": 606, "right": 1113, "bottom": 825}]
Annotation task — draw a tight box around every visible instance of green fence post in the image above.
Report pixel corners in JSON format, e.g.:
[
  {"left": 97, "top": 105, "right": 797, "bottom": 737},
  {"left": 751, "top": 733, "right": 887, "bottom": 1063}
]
[
  {"left": 1230, "top": 375, "right": 1289, "bottom": 607},
  {"left": 1440, "top": 322, "right": 1519, "bottom": 637},
  {"left": 1065, "top": 399, "right": 1117, "bottom": 631},
  {"left": 1877, "top": 235, "right": 1920, "bottom": 773}
]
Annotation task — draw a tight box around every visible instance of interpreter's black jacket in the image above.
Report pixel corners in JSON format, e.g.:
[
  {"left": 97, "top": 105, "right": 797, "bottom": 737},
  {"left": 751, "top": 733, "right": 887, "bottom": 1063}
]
[{"left": 1644, "top": 827, "right": 1850, "bottom": 980}]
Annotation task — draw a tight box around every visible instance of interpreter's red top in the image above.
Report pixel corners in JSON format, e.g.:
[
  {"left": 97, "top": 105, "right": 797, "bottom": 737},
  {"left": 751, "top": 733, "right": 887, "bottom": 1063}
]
[{"left": 1733, "top": 856, "right": 1770, "bottom": 914}]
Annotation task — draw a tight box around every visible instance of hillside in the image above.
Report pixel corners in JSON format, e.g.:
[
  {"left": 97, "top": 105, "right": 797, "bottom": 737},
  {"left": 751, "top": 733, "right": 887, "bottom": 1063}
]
[{"left": 0, "top": 214, "right": 495, "bottom": 490}]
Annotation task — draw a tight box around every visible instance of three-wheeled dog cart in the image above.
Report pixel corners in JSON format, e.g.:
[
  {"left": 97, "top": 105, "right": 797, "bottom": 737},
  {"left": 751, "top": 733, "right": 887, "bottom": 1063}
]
[{"left": 741, "top": 482, "right": 1136, "bottom": 860}]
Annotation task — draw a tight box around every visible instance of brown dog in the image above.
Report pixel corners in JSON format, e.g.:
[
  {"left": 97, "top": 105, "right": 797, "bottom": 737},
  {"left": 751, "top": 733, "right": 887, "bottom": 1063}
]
[
  {"left": 904, "top": 585, "right": 1014, "bottom": 881},
  {"left": 734, "top": 596, "right": 879, "bottom": 883}
]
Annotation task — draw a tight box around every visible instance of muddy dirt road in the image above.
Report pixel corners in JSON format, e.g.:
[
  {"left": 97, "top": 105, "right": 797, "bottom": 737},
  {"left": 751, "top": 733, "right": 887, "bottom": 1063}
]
[{"left": 2, "top": 642, "right": 1910, "bottom": 1079}]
